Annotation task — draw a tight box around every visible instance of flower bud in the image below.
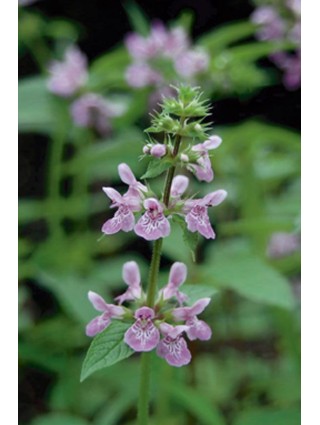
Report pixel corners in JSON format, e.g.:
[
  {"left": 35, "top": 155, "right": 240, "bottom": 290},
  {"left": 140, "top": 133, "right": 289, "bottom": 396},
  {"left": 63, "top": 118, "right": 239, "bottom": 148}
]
[
  {"left": 150, "top": 144, "right": 167, "bottom": 158},
  {"left": 143, "top": 145, "right": 151, "bottom": 154},
  {"left": 180, "top": 153, "right": 189, "bottom": 162}
]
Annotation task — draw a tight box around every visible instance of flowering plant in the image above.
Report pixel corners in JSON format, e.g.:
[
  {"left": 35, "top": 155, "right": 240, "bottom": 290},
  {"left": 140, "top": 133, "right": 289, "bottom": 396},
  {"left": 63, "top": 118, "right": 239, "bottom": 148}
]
[
  {"left": 251, "top": 0, "right": 300, "bottom": 90},
  {"left": 81, "top": 85, "right": 227, "bottom": 423}
]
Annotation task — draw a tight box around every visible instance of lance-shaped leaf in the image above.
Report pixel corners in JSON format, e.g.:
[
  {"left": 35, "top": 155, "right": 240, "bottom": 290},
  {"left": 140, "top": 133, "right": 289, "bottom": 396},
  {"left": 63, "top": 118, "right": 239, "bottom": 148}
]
[{"left": 80, "top": 321, "right": 134, "bottom": 382}]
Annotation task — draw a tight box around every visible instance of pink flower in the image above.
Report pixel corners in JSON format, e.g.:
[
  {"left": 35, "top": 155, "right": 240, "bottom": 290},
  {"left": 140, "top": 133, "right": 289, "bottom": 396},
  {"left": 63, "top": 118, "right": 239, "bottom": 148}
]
[
  {"left": 115, "top": 261, "right": 143, "bottom": 305},
  {"left": 86, "top": 291, "right": 124, "bottom": 337},
  {"left": 156, "top": 323, "right": 191, "bottom": 367},
  {"left": 159, "top": 262, "right": 188, "bottom": 305},
  {"left": 281, "top": 52, "right": 301, "bottom": 90},
  {"left": 188, "top": 136, "right": 222, "bottom": 183},
  {"left": 70, "top": 93, "right": 121, "bottom": 135},
  {"left": 172, "top": 298, "right": 212, "bottom": 341},
  {"left": 189, "top": 156, "right": 214, "bottom": 183},
  {"left": 170, "top": 175, "right": 189, "bottom": 198},
  {"left": 134, "top": 198, "right": 170, "bottom": 240},
  {"left": 125, "top": 34, "right": 155, "bottom": 61},
  {"left": 125, "top": 63, "right": 162, "bottom": 88},
  {"left": 47, "top": 46, "right": 88, "bottom": 97},
  {"left": 267, "top": 232, "right": 300, "bottom": 258},
  {"left": 251, "top": 6, "right": 285, "bottom": 41},
  {"left": 184, "top": 190, "right": 227, "bottom": 239},
  {"left": 101, "top": 164, "right": 147, "bottom": 235},
  {"left": 124, "top": 307, "right": 160, "bottom": 352},
  {"left": 125, "top": 22, "right": 188, "bottom": 61},
  {"left": 118, "top": 163, "right": 148, "bottom": 199},
  {"left": 101, "top": 187, "right": 140, "bottom": 235},
  {"left": 162, "top": 27, "right": 189, "bottom": 58},
  {"left": 174, "top": 49, "right": 209, "bottom": 78},
  {"left": 150, "top": 144, "right": 167, "bottom": 158}
]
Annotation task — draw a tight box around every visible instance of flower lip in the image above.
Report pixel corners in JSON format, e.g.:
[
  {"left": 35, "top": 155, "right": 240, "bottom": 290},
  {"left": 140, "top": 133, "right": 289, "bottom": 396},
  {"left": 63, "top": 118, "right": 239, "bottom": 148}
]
[{"left": 134, "top": 306, "right": 155, "bottom": 320}]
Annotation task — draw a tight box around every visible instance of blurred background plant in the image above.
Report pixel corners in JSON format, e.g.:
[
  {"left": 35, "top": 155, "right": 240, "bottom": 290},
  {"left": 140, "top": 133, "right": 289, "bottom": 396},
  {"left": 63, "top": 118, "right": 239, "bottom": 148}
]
[{"left": 19, "top": 1, "right": 300, "bottom": 424}]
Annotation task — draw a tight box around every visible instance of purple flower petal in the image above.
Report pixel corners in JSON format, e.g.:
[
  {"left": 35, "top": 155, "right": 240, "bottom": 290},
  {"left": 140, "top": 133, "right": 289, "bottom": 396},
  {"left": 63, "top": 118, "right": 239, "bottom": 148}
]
[
  {"left": 124, "top": 307, "right": 160, "bottom": 352},
  {"left": 185, "top": 205, "right": 215, "bottom": 239},
  {"left": 186, "top": 318, "right": 212, "bottom": 341},
  {"left": 171, "top": 175, "right": 189, "bottom": 197},
  {"left": 203, "top": 135, "right": 222, "bottom": 150},
  {"left": 172, "top": 298, "right": 210, "bottom": 321},
  {"left": 85, "top": 314, "right": 111, "bottom": 337},
  {"left": 191, "top": 156, "right": 214, "bottom": 183},
  {"left": 47, "top": 46, "right": 88, "bottom": 98},
  {"left": 134, "top": 198, "right": 170, "bottom": 240},
  {"left": 122, "top": 261, "right": 141, "bottom": 287},
  {"left": 150, "top": 144, "right": 167, "bottom": 158},
  {"left": 157, "top": 324, "right": 191, "bottom": 367},
  {"left": 102, "top": 187, "right": 123, "bottom": 205},
  {"left": 88, "top": 291, "right": 109, "bottom": 312},
  {"left": 102, "top": 206, "right": 135, "bottom": 234},
  {"left": 169, "top": 262, "right": 187, "bottom": 286},
  {"left": 202, "top": 190, "right": 227, "bottom": 207},
  {"left": 115, "top": 261, "right": 142, "bottom": 304},
  {"left": 118, "top": 163, "right": 138, "bottom": 186}
]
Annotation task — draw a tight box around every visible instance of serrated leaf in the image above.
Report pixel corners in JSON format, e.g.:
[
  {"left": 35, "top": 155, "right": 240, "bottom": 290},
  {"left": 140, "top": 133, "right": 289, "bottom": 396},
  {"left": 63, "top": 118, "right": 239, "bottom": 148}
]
[
  {"left": 183, "top": 284, "right": 218, "bottom": 305},
  {"left": 141, "top": 158, "right": 172, "bottom": 179},
  {"left": 81, "top": 321, "right": 134, "bottom": 382}
]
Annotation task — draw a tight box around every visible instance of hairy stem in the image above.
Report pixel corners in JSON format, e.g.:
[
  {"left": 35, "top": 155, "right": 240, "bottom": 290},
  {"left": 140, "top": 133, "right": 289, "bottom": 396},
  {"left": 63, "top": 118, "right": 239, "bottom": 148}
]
[
  {"left": 137, "top": 124, "right": 184, "bottom": 425},
  {"left": 162, "top": 133, "right": 182, "bottom": 207}
]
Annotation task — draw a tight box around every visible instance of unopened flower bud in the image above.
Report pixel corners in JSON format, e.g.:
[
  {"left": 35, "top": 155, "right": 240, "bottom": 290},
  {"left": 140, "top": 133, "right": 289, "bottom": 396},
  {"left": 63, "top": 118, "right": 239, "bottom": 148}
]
[
  {"left": 143, "top": 145, "right": 151, "bottom": 154},
  {"left": 194, "top": 123, "right": 202, "bottom": 132},
  {"left": 150, "top": 144, "right": 167, "bottom": 158},
  {"left": 180, "top": 153, "right": 189, "bottom": 162}
]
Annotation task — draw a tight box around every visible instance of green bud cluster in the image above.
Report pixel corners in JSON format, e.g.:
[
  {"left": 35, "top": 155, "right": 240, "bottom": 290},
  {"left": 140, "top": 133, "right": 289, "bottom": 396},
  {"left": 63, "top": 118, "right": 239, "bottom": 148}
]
[{"left": 146, "top": 85, "right": 212, "bottom": 141}]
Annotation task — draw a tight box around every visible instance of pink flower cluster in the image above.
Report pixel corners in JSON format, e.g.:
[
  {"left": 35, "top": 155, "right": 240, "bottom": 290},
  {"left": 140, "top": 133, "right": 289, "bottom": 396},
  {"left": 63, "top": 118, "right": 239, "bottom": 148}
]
[
  {"left": 86, "top": 261, "right": 212, "bottom": 367},
  {"left": 251, "top": 0, "right": 300, "bottom": 90},
  {"left": 47, "top": 46, "right": 122, "bottom": 134},
  {"left": 125, "top": 21, "right": 209, "bottom": 88},
  {"left": 101, "top": 163, "right": 227, "bottom": 240}
]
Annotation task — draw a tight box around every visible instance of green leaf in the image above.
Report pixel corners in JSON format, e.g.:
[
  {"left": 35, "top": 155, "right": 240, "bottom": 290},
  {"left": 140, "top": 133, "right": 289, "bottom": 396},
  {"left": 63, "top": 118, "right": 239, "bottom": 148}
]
[
  {"left": 141, "top": 158, "right": 172, "bottom": 179},
  {"left": 169, "top": 384, "right": 226, "bottom": 425},
  {"left": 63, "top": 127, "right": 145, "bottom": 181},
  {"left": 30, "top": 413, "right": 89, "bottom": 425},
  {"left": 173, "top": 215, "right": 199, "bottom": 261},
  {"left": 234, "top": 408, "right": 300, "bottom": 425},
  {"left": 89, "top": 47, "right": 129, "bottom": 90},
  {"left": 36, "top": 256, "right": 148, "bottom": 323},
  {"left": 198, "top": 21, "right": 255, "bottom": 51},
  {"left": 202, "top": 241, "right": 296, "bottom": 310},
  {"left": 182, "top": 284, "right": 218, "bottom": 305},
  {"left": 80, "top": 321, "right": 134, "bottom": 382},
  {"left": 123, "top": 0, "right": 150, "bottom": 35},
  {"left": 18, "top": 76, "right": 55, "bottom": 134},
  {"left": 229, "top": 41, "right": 294, "bottom": 62}
]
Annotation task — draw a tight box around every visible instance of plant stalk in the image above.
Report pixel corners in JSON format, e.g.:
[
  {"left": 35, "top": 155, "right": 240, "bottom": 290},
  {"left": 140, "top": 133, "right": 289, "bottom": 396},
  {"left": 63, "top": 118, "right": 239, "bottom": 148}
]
[{"left": 137, "top": 124, "right": 184, "bottom": 425}]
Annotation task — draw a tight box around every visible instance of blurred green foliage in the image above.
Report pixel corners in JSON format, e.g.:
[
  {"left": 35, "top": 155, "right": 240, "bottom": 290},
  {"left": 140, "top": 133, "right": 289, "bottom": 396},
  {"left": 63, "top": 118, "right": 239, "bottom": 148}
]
[{"left": 19, "top": 2, "right": 300, "bottom": 424}]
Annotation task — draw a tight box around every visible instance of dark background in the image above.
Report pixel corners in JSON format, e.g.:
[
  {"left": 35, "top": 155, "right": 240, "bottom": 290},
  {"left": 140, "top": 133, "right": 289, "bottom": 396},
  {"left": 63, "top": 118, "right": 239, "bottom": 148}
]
[
  {"left": 19, "top": 0, "right": 300, "bottom": 200},
  {"left": 20, "top": 0, "right": 300, "bottom": 131}
]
